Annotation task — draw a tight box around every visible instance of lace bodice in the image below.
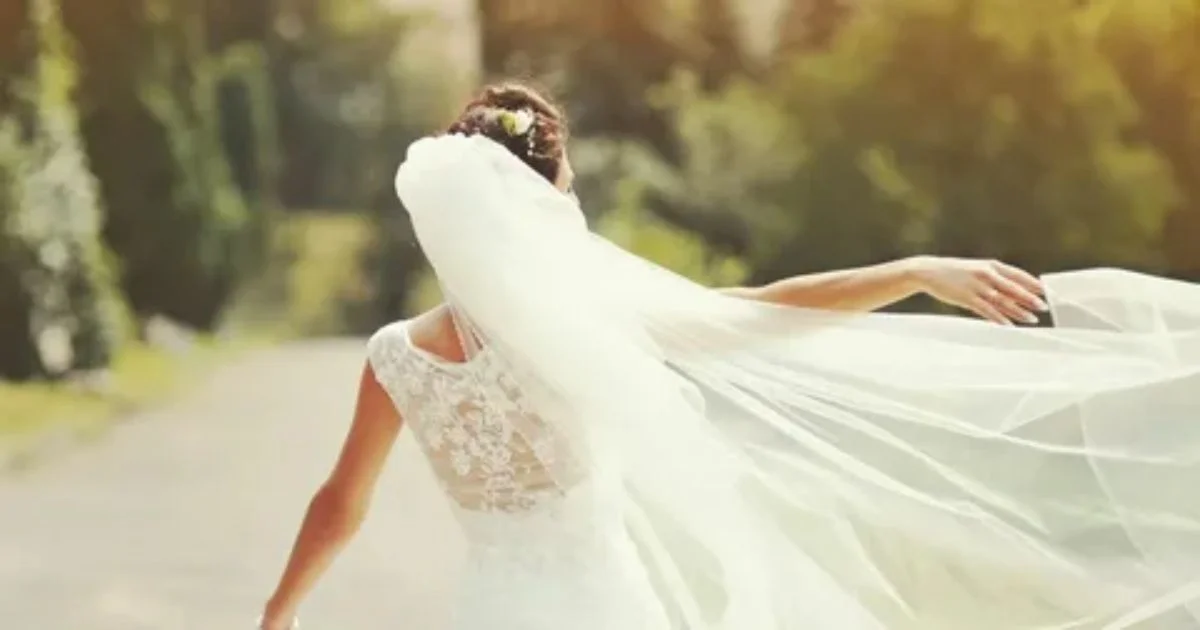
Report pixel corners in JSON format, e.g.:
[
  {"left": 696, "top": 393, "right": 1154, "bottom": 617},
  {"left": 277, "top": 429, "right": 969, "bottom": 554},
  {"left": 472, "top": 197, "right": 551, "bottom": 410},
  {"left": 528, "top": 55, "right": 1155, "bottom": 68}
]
[
  {"left": 366, "top": 321, "right": 583, "bottom": 514},
  {"left": 366, "top": 321, "right": 671, "bottom": 630}
]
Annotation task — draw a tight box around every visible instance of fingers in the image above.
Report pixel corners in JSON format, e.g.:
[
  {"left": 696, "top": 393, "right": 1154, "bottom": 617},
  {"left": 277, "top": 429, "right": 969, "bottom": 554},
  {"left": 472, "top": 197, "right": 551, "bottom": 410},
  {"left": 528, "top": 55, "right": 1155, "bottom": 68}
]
[
  {"left": 993, "top": 262, "right": 1045, "bottom": 298},
  {"left": 968, "top": 294, "right": 1013, "bottom": 326},
  {"left": 991, "top": 290, "right": 1038, "bottom": 325},
  {"left": 933, "top": 257, "right": 1049, "bottom": 326},
  {"left": 984, "top": 271, "right": 1046, "bottom": 321},
  {"left": 973, "top": 278, "right": 1041, "bottom": 325},
  {"left": 969, "top": 261, "right": 1047, "bottom": 326}
]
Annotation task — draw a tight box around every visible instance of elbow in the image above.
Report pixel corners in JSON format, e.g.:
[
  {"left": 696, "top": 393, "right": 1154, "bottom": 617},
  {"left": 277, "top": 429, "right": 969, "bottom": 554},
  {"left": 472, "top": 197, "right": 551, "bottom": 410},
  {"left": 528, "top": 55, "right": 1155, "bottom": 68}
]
[{"left": 309, "top": 483, "right": 368, "bottom": 541}]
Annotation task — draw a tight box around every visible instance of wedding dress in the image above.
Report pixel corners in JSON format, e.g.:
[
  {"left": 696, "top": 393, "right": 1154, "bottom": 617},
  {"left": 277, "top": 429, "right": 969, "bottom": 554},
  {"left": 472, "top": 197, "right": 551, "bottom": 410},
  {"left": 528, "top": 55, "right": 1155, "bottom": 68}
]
[
  {"left": 371, "top": 132, "right": 1200, "bottom": 629},
  {"left": 367, "top": 320, "right": 671, "bottom": 629}
]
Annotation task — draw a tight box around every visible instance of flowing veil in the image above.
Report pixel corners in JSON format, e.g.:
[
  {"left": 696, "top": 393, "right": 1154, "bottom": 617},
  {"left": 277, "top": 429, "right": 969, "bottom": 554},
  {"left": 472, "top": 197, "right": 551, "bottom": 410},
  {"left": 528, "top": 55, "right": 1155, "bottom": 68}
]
[{"left": 396, "top": 133, "right": 1200, "bottom": 629}]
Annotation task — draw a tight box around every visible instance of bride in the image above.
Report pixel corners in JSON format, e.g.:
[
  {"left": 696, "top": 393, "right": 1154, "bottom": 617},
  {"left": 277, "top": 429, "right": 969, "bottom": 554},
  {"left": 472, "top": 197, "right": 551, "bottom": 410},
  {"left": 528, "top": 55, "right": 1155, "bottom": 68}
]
[{"left": 258, "top": 83, "right": 1200, "bottom": 630}]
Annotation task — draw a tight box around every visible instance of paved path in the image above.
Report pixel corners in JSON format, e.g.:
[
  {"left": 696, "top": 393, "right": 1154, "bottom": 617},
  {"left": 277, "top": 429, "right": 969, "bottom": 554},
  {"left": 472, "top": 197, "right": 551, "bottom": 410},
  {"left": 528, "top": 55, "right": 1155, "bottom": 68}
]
[{"left": 0, "top": 341, "right": 465, "bottom": 630}]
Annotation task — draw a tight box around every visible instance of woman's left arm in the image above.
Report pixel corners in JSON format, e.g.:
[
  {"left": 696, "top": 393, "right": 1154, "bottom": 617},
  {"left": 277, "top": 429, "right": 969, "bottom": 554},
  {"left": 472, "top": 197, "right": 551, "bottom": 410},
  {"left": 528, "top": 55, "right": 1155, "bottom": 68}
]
[{"left": 722, "top": 256, "right": 1048, "bottom": 325}]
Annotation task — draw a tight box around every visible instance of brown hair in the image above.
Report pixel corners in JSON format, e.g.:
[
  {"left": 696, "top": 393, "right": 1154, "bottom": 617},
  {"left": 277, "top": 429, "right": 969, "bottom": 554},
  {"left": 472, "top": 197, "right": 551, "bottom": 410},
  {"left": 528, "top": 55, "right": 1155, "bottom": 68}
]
[{"left": 446, "top": 83, "right": 568, "bottom": 185}]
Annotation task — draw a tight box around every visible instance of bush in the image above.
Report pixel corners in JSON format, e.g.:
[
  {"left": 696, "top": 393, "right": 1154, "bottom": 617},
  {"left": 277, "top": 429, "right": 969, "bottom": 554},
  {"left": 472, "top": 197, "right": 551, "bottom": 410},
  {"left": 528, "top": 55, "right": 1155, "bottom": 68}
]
[
  {"left": 655, "top": 0, "right": 1178, "bottom": 281},
  {"left": 592, "top": 146, "right": 749, "bottom": 288},
  {"left": 228, "top": 211, "right": 376, "bottom": 338},
  {"left": 0, "top": 0, "right": 125, "bottom": 381}
]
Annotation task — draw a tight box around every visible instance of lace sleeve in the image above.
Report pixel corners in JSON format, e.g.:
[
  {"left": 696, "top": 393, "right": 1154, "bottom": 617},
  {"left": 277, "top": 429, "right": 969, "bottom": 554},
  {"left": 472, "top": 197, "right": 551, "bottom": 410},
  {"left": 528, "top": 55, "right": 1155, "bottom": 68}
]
[{"left": 365, "top": 322, "right": 412, "bottom": 399}]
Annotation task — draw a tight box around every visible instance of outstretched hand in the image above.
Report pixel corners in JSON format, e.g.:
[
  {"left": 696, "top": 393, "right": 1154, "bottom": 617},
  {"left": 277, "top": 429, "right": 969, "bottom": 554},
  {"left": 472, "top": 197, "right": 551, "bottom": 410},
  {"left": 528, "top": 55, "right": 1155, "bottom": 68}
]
[{"left": 911, "top": 256, "right": 1048, "bottom": 325}]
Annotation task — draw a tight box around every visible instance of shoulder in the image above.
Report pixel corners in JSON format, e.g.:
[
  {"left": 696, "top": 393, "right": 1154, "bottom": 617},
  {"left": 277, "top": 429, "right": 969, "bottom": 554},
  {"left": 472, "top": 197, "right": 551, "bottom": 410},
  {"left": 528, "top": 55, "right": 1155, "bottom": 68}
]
[
  {"left": 367, "top": 319, "right": 408, "bottom": 350},
  {"left": 364, "top": 308, "right": 448, "bottom": 371},
  {"left": 365, "top": 320, "right": 411, "bottom": 375}
]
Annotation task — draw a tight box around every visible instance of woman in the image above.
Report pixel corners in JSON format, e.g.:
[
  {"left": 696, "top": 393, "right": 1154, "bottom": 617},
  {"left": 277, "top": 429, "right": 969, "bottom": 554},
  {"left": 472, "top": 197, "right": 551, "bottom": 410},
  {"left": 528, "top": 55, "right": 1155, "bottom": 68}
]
[{"left": 258, "top": 83, "right": 1200, "bottom": 629}]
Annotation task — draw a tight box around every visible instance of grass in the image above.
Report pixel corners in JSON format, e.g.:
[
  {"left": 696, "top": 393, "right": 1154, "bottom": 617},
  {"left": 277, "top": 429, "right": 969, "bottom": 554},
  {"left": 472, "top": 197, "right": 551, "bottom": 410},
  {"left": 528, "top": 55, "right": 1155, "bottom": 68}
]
[
  {"left": 0, "top": 210, "right": 371, "bottom": 467},
  {"left": 0, "top": 338, "right": 244, "bottom": 466}
]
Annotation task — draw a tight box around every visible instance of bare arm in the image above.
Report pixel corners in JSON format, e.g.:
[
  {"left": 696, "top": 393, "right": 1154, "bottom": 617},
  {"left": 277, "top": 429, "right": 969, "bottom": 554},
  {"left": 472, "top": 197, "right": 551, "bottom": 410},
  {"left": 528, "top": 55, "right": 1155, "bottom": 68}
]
[
  {"left": 259, "top": 362, "right": 403, "bottom": 629},
  {"left": 723, "top": 255, "right": 1047, "bottom": 325},
  {"left": 722, "top": 258, "right": 925, "bottom": 312}
]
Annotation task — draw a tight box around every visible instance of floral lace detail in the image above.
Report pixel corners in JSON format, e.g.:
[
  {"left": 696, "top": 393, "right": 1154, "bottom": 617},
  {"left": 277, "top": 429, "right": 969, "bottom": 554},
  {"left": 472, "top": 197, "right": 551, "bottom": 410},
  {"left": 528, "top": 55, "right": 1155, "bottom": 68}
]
[
  {"left": 450, "top": 482, "right": 670, "bottom": 630},
  {"left": 366, "top": 321, "right": 671, "bottom": 630},
  {"left": 366, "top": 321, "right": 582, "bottom": 514}
]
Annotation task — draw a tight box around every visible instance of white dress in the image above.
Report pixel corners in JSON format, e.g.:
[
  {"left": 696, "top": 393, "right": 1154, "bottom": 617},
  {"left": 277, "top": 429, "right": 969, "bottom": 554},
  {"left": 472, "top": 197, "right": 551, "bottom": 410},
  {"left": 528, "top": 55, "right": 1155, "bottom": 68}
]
[
  {"left": 362, "top": 134, "right": 1200, "bottom": 630},
  {"left": 366, "top": 321, "right": 672, "bottom": 630}
]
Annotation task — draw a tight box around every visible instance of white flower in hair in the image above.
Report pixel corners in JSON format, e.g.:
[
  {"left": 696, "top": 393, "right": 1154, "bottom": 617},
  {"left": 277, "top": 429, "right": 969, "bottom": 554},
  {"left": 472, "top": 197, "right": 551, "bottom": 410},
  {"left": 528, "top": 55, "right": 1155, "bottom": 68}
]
[{"left": 498, "top": 108, "right": 536, "bottom": 137}]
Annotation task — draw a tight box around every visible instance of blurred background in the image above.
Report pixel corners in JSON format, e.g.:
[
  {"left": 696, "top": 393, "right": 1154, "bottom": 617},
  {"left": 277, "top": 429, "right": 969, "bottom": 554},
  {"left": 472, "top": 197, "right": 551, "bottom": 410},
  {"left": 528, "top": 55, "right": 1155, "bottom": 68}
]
[
  {"left": 2, "top": 0, "right": 1200, "bottom": 481},
  {"left": 1, "top": 0, "right": 1200, "bottom": 626}
]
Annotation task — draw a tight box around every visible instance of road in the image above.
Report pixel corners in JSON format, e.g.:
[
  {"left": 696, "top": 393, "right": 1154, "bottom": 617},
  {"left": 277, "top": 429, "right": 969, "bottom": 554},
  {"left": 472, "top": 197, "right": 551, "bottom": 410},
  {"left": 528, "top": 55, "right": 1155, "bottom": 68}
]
[{"left": 0, "top": 340, "right": 464, "bottom": 630}]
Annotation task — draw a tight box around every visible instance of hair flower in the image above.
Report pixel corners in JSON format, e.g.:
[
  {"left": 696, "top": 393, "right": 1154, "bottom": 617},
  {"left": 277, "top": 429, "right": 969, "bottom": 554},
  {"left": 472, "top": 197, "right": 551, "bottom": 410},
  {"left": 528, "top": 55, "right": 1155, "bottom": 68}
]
[{"left": 498, "top": 108, "right": 535, "bottom": 137}]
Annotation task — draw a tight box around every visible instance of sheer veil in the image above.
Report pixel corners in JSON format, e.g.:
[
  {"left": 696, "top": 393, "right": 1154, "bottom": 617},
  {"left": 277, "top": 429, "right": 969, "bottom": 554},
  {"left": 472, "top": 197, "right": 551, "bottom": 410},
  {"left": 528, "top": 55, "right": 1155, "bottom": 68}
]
[{"left": 396, "top": 133, "right": 1200, "bottom": 629}]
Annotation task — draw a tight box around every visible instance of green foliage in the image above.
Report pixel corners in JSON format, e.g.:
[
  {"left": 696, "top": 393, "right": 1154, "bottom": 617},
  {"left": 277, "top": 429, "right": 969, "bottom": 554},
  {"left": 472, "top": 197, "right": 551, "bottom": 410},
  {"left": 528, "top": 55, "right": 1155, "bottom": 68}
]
[
  {"left": 270, "top": 1, "right": 426, "bottom": 211},
  {"left": 597, "top": 179, "right": 749, "bottom": 288},
  {"left": 210, "top": 43, "right": 281, "bottom": 275},
  {"left": 288, "top": 4, "right": 466, "bottom": 328},
  {"left": 1092, "top": 0, "right": 1200, "bottom": 278},
  {"left": 0, "top": 0, "right": 125, "bottom": 380},
  {"left": 776, "top": 0, "right": 856, "bottom": 54},
  {"left": 212, "top": 44, "right": 279, "bottom": 212},
  {"left": 0, "top": 127, "right": 39, "bottom": 380},
  {"left": 656, "top": 0, "right": 1179, "bottom": 282},
  {"left": 0, "top": 337, "right": 231, "bottom": 453},
  {"left": 6, "top": 0, "right": 1197, "bottom": 370},
  {"left": 264, "top": 2, "right": 446, "bottom": 330},
  {"left": 228, "top": 211, "right": 375, "bottom": 337},
  {"left": 61, "top": 0, "right": 252, "bottom": 330},
  {"left": 579, "top": 138, "right": 750, "bottom": 287},
  {"left": 478, "top": 0, "right": 749, "bottom": 157}
]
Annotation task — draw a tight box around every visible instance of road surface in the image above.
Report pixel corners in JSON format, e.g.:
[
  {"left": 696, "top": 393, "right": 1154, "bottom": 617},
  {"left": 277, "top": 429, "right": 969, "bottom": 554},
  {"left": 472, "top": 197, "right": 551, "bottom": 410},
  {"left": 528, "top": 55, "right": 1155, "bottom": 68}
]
[{"left": 0, "top": 340, "right": 464, "bottom": 629}]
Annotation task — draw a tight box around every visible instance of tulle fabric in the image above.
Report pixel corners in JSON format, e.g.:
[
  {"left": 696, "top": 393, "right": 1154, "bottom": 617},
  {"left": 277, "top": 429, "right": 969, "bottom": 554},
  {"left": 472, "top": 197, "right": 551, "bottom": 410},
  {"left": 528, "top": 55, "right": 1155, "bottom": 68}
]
[{"left": 395, "top": 134, "right": 1200, "bottom": 629}]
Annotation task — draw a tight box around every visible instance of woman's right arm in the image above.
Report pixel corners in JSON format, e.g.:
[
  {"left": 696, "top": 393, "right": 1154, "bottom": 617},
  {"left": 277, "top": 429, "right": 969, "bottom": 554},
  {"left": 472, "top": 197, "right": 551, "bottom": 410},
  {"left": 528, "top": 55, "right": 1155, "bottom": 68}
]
[{"left": 258, "top": 361, "right": 403, "bottom": 630}]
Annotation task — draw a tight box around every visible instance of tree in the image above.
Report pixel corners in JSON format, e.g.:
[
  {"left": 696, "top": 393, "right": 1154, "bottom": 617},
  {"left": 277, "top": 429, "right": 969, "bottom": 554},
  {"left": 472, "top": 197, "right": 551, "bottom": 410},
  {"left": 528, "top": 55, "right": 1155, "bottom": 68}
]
[
  {"left": 1094, "top": 0, "right": 1200, "bottom": 279},
  {"left": 203, "top": 0, "right": 280, "bottom": 230},
  {"left": 61, "top": 0, "right": 251, "bottom": 330},
  {"left": 0, "top": 0, "right": 124, "bottom": 379},
  {"left": 776, "top": 0, "right": 857, "bottom": 54},
  {"left": 694, "top": 0, "right": 751, "bottom": 88},
  {"left": 659, "top": 0, "right": 1176, "bottom": 284},
  {"left": 475, "top": 0, "right": 717, "bottom": 155}
]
